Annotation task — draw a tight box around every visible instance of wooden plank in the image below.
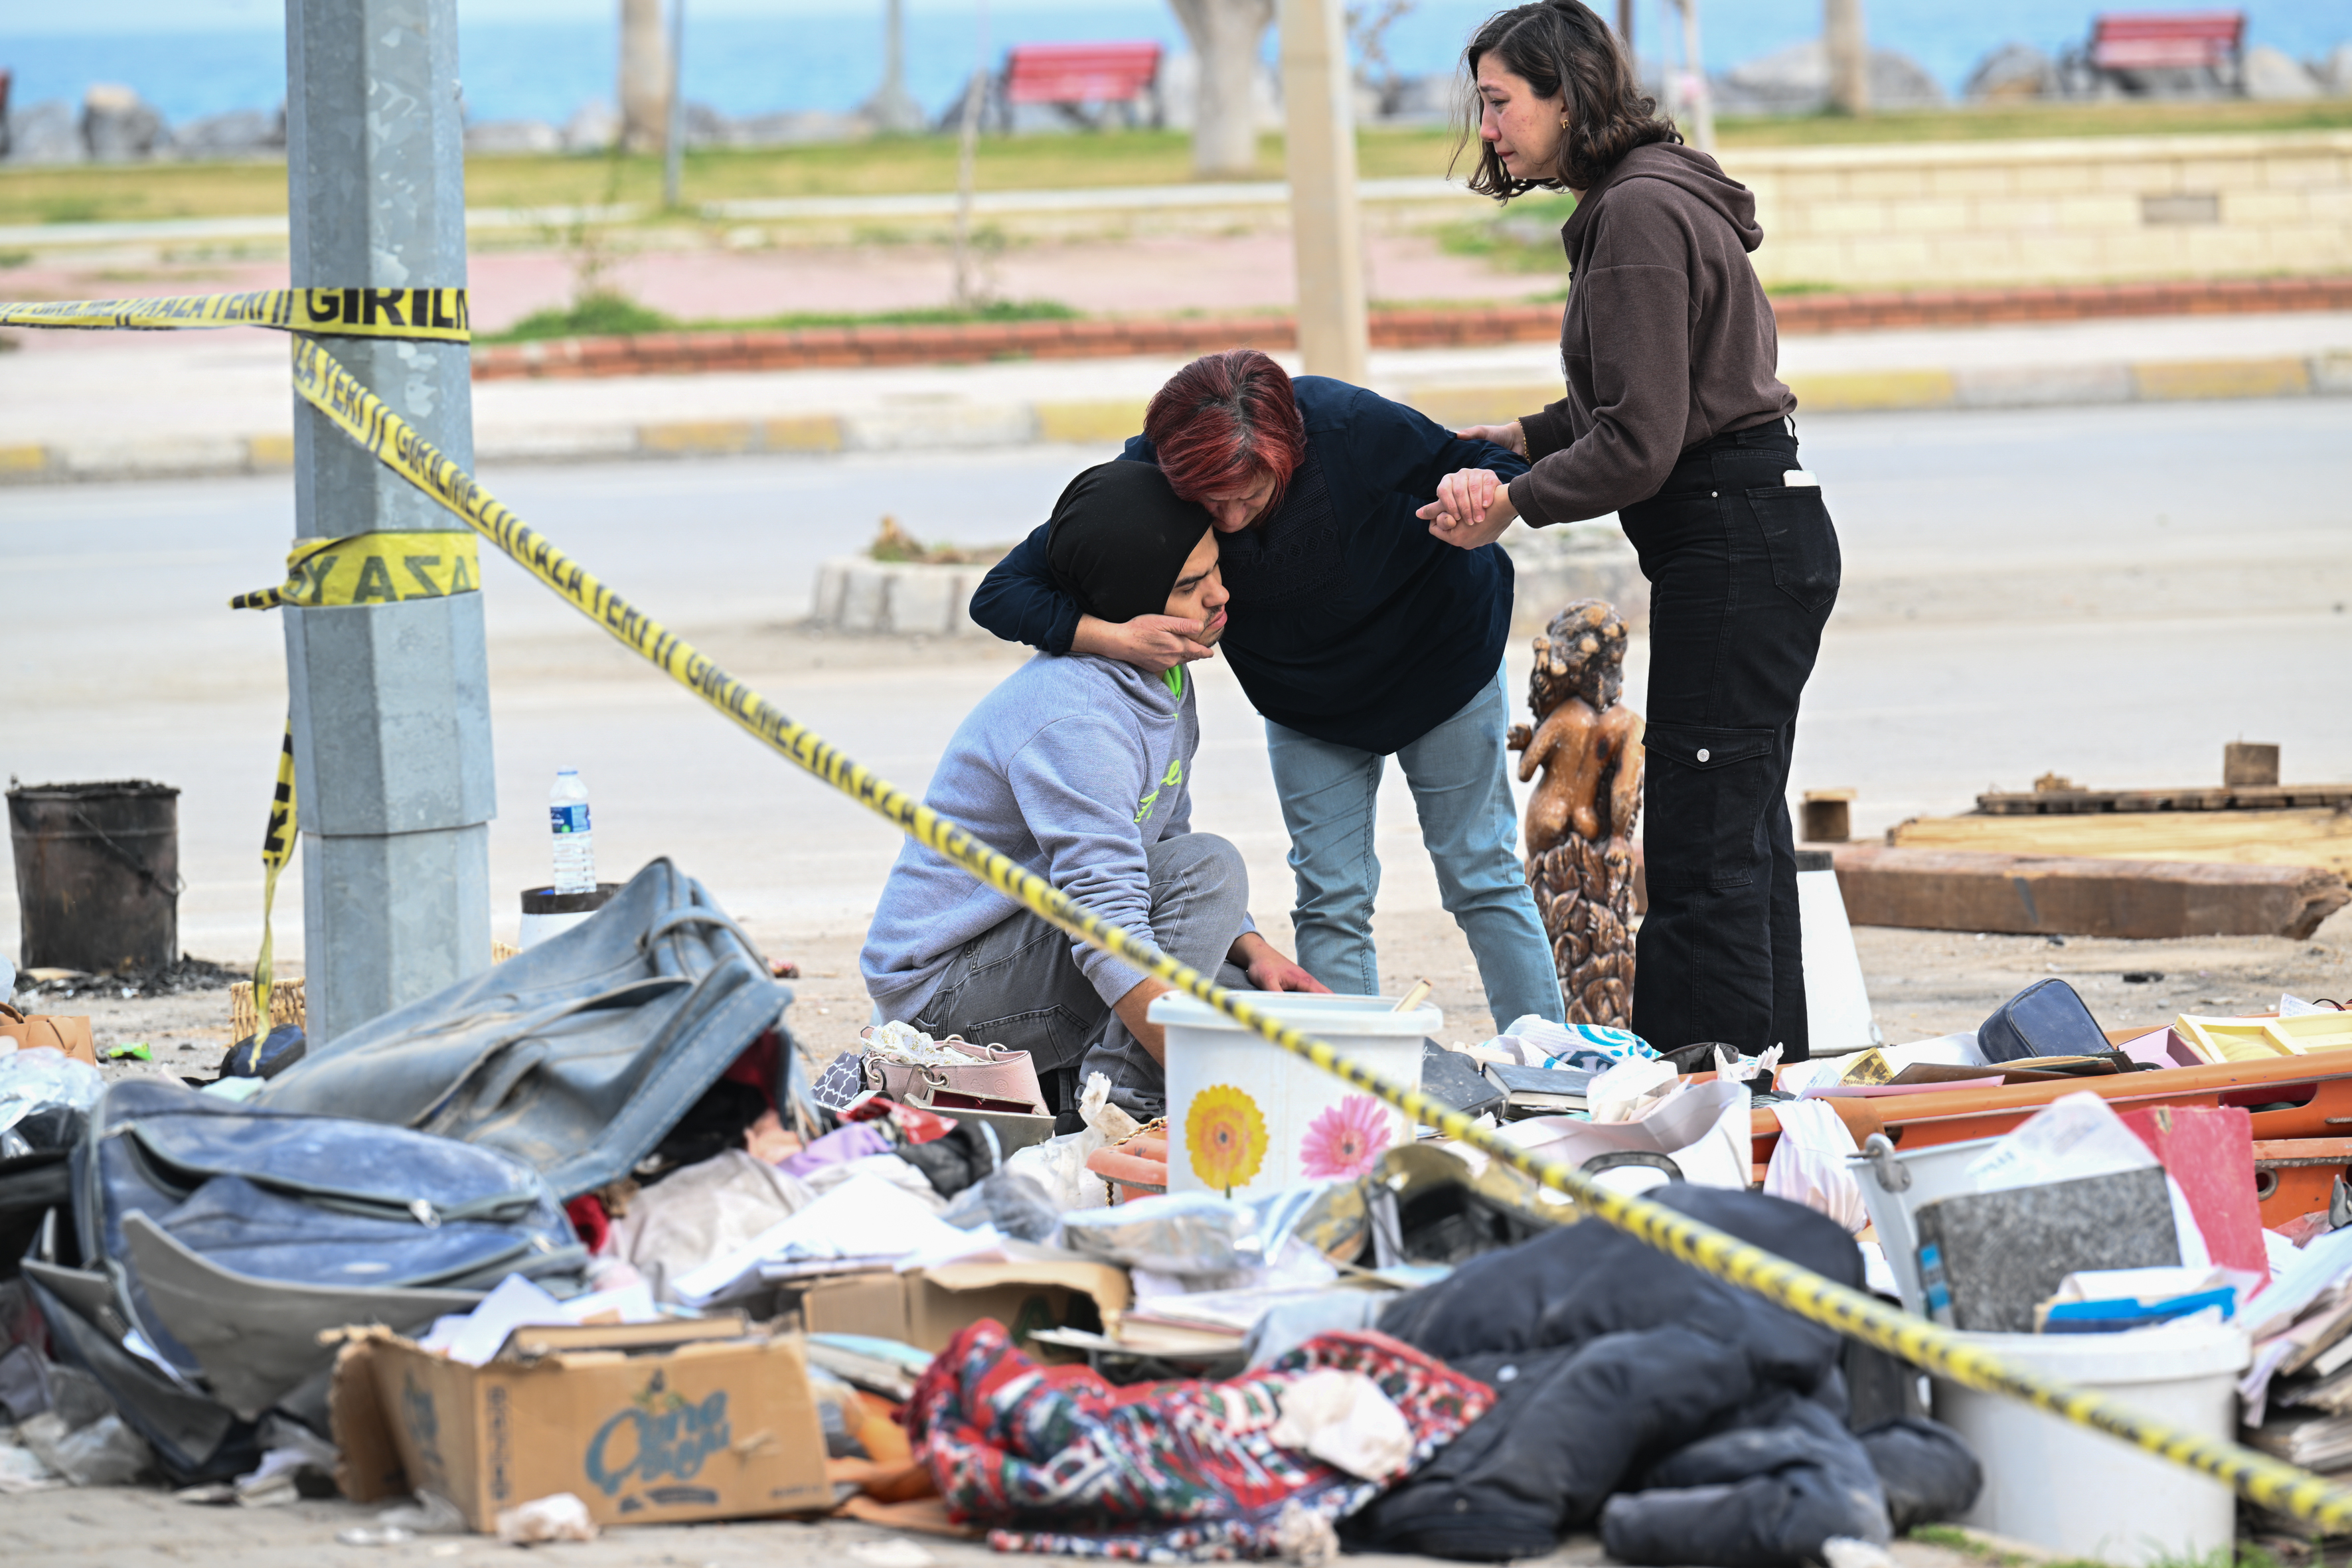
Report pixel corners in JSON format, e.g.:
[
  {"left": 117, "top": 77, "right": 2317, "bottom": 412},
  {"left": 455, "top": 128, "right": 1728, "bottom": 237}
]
[
  {"left": 1829, "top": 843, "right": 2349, "bottom": 939},
  {"left": 1888, "top": 807, "right": 2352, "bottom": 878},
  {"left": 1975, "top": 783, "right": 2352, "bottom": 815}
]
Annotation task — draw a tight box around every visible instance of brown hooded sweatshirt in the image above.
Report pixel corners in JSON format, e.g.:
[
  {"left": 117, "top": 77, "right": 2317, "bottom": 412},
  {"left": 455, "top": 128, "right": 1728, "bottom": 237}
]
[{"left": 1506, "top": 141, "right": 1796, "bottom": 528}]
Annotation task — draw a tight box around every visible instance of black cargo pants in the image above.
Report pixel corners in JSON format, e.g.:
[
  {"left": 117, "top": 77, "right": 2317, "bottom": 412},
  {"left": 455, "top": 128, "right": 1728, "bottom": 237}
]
[{"left": 1618, "top": 423, "right": 1839, "bottom": 1059}]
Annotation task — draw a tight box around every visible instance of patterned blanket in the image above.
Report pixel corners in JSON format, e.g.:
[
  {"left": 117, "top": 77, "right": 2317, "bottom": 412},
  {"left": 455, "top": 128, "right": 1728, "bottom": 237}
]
[{"left": 905, "top": 1321, "right": 1494, "bottom": 1560}]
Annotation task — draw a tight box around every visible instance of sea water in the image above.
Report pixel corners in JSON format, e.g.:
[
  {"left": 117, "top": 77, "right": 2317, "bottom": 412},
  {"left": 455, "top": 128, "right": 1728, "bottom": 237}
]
[{"left": 9, "top": 0, "right": 2346, "bottom": 133}]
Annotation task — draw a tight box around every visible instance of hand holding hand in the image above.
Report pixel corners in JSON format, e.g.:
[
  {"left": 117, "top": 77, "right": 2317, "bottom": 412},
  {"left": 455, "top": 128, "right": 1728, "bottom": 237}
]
[
  {"left": 1416, "top": 467, "right": 1521, "bottom": 550},
  {"left": 1072, "top": 613, "right": 1212, "bottom": 674}
]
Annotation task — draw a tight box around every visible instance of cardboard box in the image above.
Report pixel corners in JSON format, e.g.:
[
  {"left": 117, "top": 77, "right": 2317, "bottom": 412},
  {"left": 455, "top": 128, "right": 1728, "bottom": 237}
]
[
  {"left": 800, "top": 1259, "right": 1130, "bottom": 1356},
  {"left": 362, "top": 1324, "right": 831, "bottom": 1531}
]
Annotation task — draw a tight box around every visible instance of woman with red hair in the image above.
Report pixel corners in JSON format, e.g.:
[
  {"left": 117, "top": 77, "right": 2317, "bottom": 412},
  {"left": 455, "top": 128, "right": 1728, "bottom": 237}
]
[{"left": 971, "top": 349, "right": 1565, "bottom": 1032}]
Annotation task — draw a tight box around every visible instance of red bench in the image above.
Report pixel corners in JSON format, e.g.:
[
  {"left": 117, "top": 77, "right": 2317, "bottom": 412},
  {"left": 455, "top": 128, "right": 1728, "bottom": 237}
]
[
  {"left": 2088, "top": 11, "right": 2244, "bottom": 76},
  {"left": 999, "top": 42, "right": 1163, "bottom": 129}
]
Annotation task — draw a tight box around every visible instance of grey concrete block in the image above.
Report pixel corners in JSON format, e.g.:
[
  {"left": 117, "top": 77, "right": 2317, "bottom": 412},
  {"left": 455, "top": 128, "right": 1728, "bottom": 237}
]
[
  {"left": 811, "top": 558, "right": 990, "bottom": 635},
  {"left": 300, "top": 822, "right": 491, "bottom": 1046},
  {"left": 1504, "top": 520, "right": 1650, "bottom": 632}
]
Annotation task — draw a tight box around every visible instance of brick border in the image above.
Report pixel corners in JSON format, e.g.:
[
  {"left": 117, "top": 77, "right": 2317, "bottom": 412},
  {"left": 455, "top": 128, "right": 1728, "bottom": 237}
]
[{"left": 469, "top": 275, "right": 2352, "bottom": 382}]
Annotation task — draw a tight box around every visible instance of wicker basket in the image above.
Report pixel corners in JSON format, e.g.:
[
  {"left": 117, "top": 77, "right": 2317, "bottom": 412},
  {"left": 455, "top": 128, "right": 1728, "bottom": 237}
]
[
  {"left": 229, "top": 978, "right": 306, "bottom": 1039},
  {"left": 229, "top": 943, "right": 515, "bottom": 1038}
]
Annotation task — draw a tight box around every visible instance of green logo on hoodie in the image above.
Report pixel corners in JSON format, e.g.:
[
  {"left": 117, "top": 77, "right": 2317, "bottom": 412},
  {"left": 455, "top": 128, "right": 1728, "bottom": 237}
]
[{"left": 1135, "top": 759, "right": 1184, "bottom": 823}]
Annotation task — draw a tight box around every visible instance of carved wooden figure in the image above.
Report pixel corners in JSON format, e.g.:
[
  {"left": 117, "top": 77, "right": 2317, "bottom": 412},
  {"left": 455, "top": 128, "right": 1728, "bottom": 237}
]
[{"left": 1508, "top": 600, "right": 1646, "bottom": 1028}]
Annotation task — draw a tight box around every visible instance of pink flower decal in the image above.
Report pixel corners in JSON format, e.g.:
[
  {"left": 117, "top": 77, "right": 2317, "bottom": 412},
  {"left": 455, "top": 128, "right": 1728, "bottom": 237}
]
[{"left": 1298, "top": 1095, "right": 1393, "bottom": 1180}]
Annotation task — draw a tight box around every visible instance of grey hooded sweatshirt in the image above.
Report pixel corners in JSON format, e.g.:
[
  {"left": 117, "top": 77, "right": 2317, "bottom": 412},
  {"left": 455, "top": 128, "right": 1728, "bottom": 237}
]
[
  {"left": 860, "top": 651, "right": 1237, "bottom": 1020},
  {"left": 1508, "top": 141, "right": 1798, "bottom": 528}
]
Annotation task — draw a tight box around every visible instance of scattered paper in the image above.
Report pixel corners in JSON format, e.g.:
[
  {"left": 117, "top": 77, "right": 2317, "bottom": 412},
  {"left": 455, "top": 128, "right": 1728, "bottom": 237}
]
[
  {"left": 416, "top": 1275, "right": 567, "bottom": 1366},
  {"left": 672, "top": 1172, "right": 976, "bottom": 1306},
  {"left": 1964, "top": 1091, "right": 2159, "bottom": 1194}
]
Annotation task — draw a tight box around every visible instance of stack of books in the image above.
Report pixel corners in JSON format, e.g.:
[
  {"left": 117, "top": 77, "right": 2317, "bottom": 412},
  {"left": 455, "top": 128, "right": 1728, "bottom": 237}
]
[{"left": 1481, "top": 1061, "right": 1596, "bottom": 1118}]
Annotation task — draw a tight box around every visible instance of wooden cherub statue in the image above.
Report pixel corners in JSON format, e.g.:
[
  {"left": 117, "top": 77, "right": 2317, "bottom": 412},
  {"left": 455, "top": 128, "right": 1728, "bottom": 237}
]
[{"left": 1508, "top": 600, "right": 1645, "bottom": 1028}]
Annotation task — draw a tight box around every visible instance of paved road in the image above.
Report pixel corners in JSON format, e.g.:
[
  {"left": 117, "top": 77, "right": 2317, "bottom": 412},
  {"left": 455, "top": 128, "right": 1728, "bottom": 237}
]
[{"left": 5, "top": 398, "right": 2349, "bottom": 988}]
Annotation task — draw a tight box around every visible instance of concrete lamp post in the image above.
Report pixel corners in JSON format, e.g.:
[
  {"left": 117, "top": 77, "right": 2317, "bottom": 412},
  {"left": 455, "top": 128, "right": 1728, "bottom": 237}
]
[
  {"left": 1279, "top": 0, "right": 1369, "bottom": 384},
  {"left": 283, "top": 0, "right": 496, "bottom": 1047}
]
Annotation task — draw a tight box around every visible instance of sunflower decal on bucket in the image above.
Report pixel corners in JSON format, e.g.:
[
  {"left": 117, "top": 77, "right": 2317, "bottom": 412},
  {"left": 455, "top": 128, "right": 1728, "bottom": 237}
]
[
  {"left": 1185, "top": 1083, "right": 1268, "bottom": 1195},
  {"left": 1298, "top": 1094, "right": 1393, "bottom": 1180}
]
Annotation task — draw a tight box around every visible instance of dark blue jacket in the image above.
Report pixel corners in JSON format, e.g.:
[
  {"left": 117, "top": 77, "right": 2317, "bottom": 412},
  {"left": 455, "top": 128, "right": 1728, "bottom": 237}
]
[{"left": 967, "top": 377, "right": 1526, "bottom": 755}]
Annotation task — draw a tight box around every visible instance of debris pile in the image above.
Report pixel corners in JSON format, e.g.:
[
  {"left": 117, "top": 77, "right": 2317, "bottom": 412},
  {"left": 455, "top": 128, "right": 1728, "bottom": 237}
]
[{"left": 4, "top": 850, "right": 2349, "bottom": 1560}]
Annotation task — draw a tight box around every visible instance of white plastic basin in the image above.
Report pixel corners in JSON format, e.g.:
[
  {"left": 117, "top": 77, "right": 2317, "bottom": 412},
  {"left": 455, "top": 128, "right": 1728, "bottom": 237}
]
[
  {"left": 1932, "top": 1322, "right": 2248, "bottom": 1566},
  {"left": 1150, "top": 990, "right": 1437, "bottom": 1200}
]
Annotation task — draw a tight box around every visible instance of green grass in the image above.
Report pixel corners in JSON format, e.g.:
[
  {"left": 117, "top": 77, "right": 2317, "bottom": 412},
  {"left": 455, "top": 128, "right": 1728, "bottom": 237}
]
[
  {"left": 1437, "top": 191, "right": 1577, "bottom": 274},
  {"left": 484, "top": 289, "right": 1081, "bottom": 343},
  {"left": 1909, "top": 1524, "right": 2298, "bottom": 1568},
  {"left": 7, "top": 99, "right": 2350, "bottom": 229}
]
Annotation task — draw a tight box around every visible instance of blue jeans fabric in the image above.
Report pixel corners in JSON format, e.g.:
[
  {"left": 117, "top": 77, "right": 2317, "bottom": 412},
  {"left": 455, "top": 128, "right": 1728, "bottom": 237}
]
[{"left": 1264, "top": 666, "right": 1563, "bottom": 1028}]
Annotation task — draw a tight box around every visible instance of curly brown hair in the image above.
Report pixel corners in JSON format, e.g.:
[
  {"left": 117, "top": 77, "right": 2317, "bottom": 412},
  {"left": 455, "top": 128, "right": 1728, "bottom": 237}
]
[{"left": 1455, "top": 1, "right": 1681, "bottom": 198}]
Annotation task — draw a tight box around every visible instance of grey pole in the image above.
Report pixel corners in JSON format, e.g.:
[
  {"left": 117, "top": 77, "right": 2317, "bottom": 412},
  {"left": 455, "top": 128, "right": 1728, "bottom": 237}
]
[
  {"left": 663, "top": 0, "right": 686, "bottom": 208},
  {"left": 866, "top": 0, "right": 923, "bottom": 132},
  {"left": 283, "top": 0, "right": 496, "bottom": 1046}
]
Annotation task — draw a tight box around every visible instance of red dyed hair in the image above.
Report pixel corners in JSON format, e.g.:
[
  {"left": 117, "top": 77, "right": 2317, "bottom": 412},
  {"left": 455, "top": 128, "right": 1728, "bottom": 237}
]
[{"left": 1143, "top": 349, "right": 1308, "bottom": 514}]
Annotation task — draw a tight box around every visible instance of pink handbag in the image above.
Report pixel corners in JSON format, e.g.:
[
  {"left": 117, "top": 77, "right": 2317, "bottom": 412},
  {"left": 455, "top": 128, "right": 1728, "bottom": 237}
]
[{"left": 863, "top": 1037, "right": 1046, "bottom": 1115}]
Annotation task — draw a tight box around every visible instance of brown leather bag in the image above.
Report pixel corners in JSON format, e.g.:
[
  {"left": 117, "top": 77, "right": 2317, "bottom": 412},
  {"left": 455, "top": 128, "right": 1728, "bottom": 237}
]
[{"left": 0, "top": 1004, "right": 98, "bottom": 1065}]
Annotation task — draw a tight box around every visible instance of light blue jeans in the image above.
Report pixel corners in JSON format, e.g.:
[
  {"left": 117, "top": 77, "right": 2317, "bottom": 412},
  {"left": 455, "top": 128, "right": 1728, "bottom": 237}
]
[{"left": 1264, "top": 666, "right": 1564, "bottom": 1028}]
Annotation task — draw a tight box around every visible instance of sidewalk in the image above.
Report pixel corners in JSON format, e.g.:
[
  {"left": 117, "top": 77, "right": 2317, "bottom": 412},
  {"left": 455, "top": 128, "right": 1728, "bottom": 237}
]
[{"left": 5, "top": 307, "right": 2350, "bottom": 482}]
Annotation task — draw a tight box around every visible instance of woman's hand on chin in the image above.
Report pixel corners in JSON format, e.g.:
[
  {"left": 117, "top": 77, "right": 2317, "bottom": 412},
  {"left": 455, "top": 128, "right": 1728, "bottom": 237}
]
[{"left": 1071, "top": 613, "right": 1212, "bottom": 673}]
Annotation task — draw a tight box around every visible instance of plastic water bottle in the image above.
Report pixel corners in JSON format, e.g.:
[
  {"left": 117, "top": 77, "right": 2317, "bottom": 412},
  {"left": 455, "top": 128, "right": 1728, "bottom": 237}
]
[{"left": 549, "top": 769, "right": 595, "bottom": 894}]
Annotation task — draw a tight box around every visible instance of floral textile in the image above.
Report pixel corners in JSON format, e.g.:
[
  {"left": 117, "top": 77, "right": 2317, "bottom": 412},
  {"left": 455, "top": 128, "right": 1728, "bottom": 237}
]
[{"left": 906, "top": 1320, "right": 1494, "bottom": 1560}]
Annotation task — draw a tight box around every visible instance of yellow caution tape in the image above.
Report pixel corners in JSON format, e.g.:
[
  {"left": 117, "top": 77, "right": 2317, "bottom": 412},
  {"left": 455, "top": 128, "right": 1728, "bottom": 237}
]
[
  {"left": 0, "top": 287, "right": 470, "bottom": 342},
  {"left": 54, "top": 318, "right": 2350, "bottom": 1532},
  {"left": 251, "top": 722, "right": 298, "bottom": 1035},
  {"left": 230, "top": 530, "right": 481, "bottom": 610},
  {"left": 279, "top": 328, "right": 2352, "bottom": 1528}
]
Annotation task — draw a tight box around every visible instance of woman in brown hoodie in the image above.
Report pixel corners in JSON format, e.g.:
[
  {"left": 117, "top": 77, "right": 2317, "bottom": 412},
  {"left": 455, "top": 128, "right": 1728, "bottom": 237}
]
[{"left": 1421, "top": 0, "right": 1841, "bottom": 1061}]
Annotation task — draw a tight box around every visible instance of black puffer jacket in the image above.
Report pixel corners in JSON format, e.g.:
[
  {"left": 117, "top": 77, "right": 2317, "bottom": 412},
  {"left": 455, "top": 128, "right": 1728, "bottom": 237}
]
[{"left": 1350, "top": 1186, "right": 1979, "bottom": 1563}]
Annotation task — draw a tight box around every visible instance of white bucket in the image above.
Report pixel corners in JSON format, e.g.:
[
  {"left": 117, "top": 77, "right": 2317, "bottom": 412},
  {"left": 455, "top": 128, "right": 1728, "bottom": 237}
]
[
  {"left": 1150, "top": 990, "right": 1438, "bottom": 1200},
  {"left": 1932, "top": 1322, "right": 2248, "bottom": 1566}
]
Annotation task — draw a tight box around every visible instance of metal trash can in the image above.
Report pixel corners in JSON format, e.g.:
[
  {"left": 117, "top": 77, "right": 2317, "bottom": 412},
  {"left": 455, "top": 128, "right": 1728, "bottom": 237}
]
[{"left": 7, "top": 779, "right": 182, "bottom": 973}]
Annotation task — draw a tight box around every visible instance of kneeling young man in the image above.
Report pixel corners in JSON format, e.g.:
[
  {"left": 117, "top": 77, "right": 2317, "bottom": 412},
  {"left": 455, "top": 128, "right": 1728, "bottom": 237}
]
[{"left": 861, "top": 461, "right": 1325, "bottom": 1122}]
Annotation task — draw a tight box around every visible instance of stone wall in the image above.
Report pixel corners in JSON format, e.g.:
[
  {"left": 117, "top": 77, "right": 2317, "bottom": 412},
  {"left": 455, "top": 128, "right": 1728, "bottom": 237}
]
[{"left": 1725, "top": 130, "right": 2352, "bottom": 288}]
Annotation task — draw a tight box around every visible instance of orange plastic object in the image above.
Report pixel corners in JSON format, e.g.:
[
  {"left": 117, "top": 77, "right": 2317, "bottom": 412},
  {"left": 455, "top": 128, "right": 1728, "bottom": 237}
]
[
  {"left": 1085, "top": 1144, "right": 1168, "bottom": 1202},
  {"left": 2252, "top": 1138, "right": 2352, "bottom": 1231},
  {"left": 1752, "top": 1048, "right": 2352, "bottom": 1227}
]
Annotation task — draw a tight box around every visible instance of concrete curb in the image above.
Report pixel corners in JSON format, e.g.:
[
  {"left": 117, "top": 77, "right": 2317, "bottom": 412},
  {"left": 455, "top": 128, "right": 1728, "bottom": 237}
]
[{"left": 5, "top": 351, "right": 2348, "bottom": 485}]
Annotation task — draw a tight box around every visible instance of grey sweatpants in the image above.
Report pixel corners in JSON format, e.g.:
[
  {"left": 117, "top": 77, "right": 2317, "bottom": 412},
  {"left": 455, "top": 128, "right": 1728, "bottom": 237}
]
[{"left": 905, "top": 831, "right": 1252, "bottom": 1122}]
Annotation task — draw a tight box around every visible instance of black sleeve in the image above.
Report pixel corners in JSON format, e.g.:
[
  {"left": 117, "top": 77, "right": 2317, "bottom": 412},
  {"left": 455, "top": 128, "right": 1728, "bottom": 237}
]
[
  {"left": 967, "top": 521, "right": 1079, "bottom": 655},
  {"left": 1312, "top": 382, "right": 1528, "bottom": 524}
]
